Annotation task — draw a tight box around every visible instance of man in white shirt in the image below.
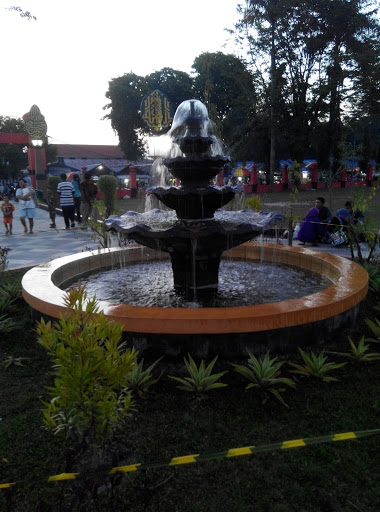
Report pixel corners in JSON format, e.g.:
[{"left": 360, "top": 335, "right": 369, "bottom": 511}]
[
  {"left": 21, "top": 169, "right": 33, "bottom": 187},
  {"left": 15, "top": 178, "right": 36, "bottom": 233}
]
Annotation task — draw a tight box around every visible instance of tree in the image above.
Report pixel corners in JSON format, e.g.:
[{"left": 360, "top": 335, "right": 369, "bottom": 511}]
[
  {"left": 104, "top": 73, "right": 147, "bottom": 160},
  {"left": 233, "top": 0, "right": 380, "bottom": 180},
  {"left": 0, "top": 116, "right": 28, "bottom": 179},
  {"left": 238, "top": 0, "right": 286, "bottom": 189},
  {"left": 146, "top": 68, "right": 194, "bottom": 114},
  {"left": 192, "top": 52, "right": 257, "bottom": 159},
  {"left": 104, "top": 69, "right": 194, "bottom": 160}
]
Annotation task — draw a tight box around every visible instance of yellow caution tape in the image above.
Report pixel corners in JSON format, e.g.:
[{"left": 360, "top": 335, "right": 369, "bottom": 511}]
[{"left": 1, "top": 429, "right": 378, "bottom": 490}]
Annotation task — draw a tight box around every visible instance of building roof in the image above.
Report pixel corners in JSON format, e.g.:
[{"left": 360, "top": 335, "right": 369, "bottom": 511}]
[
  {"left": 55, "top": 144, "right": 125, "bottom": 159},
  {"left": 48, "top": 144, "right": 153, "bottom": 176}
]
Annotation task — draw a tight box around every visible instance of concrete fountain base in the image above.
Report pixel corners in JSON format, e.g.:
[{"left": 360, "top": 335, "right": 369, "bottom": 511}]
[{"left": 22, "top": 243, "right": 368, "bottom": 358}]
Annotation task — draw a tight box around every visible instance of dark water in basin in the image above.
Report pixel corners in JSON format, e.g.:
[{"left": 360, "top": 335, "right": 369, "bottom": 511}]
[{"left": 73, "top": 260, "right": 331, "bottom": 308}]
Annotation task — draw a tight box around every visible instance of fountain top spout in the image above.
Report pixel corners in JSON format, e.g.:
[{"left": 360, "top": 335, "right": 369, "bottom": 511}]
[
  {"left": 164, "top": 99, "right": 229, "bottom": 187},
  {"left": 171, "top": 99, "right": 216, "bottom": 157}
]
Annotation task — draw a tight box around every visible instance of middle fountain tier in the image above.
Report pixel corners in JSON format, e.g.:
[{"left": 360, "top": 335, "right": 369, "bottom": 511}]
[{"left": 106, "top": 99, "right": 285, "bottom": 300}]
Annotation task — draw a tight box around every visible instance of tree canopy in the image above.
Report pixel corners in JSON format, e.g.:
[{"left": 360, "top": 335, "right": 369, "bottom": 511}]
[{"left": 104, "top": 2, "right": 380, "bottom": 178}]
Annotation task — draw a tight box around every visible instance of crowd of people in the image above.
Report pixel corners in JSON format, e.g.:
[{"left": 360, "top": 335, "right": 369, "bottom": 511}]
[
  {"left": 1, "top": 170, "right": 98, "bottom": 235},
  {"left": 296, "top": 196, "right": 364, "bottom": 247}
]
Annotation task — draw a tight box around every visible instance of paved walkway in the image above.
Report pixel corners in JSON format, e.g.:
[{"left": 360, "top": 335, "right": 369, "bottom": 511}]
[
  {"left": 1, "top": 201, "right": 373, "bottom": 270},
  {"left": 1, "top": 202, "right": 101, "bottom": 269}
]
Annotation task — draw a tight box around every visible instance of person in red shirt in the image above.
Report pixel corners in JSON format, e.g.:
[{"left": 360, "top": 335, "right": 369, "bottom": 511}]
[{"left": 1, "top": 195, "right": 15, "bottom": 234}]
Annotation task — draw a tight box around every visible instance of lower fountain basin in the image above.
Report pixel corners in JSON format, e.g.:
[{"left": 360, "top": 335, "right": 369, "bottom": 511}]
[{"left": 22, "top": 243, "right": 368, "bottom": 358}]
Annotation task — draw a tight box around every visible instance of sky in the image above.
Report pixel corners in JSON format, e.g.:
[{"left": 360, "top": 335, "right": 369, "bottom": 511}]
[{"left": 0, "top": 1, "right": 240, "bottom": 146}]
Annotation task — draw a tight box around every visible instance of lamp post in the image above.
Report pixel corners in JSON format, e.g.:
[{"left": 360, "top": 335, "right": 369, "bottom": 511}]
[
  {"left": 23, "top": 105, "right": 48, "bottom": 199},
  {"left": 31, "top": 138, "right": 46, "bottom": 198}
]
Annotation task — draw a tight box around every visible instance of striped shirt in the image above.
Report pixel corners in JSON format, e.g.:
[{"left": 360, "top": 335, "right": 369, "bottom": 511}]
[{"left": 57, "top": 181, "right": 74, "bottom": 206}]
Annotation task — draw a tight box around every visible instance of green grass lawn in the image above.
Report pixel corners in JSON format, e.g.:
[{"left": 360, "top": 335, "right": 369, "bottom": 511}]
[{"left": 0, "top": 266, "right": 379, "bottom": 511}]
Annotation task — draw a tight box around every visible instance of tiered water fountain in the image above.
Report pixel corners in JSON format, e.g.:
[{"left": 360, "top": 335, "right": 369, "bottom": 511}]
[
  {"left": 22, "top": 100, "right": 368, "bottom": 357},
  {"left": 105, "top": 100, "right": 284, "bottom": 300}
]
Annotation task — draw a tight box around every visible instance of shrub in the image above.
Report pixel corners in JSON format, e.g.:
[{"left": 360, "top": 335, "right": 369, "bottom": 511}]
[
  {"left": 98, "top": 175, "right": 118, "bottom": 217},
  {"left": 48, "top": 175, "right": 60, "bottom": 192},
  {"left": 244, "top": 195, "right": 261, "bottom": 212},
  {"left": 37, "top": 285, "right": 137, "bottom": 447}
]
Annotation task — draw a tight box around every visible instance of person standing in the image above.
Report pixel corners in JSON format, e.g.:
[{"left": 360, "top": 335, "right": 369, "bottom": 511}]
[
  {"left": 47, "top": 182, "right": 58, "bottom": 228},
  {"left": 72, "top": 174, "right": 82, "bottom": 223},
  {"left": 57, "top": 173, "right": 75, "bottom": 229},
  {"left": 22, "top": 169, "right": 32, "bottom": 186},
  {"left": 80, "top": 172, "right": 98, "bottom": 229},
  {"left": 15, "top": 178, "right": 37, "bottom": 233},
  {"left": 1, "top": 195, "right": 15, "bottom": 234}
]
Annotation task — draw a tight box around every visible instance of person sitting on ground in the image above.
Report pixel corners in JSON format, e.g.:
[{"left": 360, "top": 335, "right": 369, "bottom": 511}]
[
  {"left": 345, "top": 200, "right": 365, "bottom": 225},
  {"left": 329, "top": 208, "right": 351, "bottom": 231},
  {"left": 297, "top": 207, "right": 322, "bottom": 245},
  {"left": 315, "top": 196, "right": 332, "bottom": 243}
]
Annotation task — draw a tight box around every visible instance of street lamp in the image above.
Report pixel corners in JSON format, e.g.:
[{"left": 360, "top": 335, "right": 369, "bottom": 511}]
[{"left": 24, "top": 105, "right": 48, "bottom": 199}]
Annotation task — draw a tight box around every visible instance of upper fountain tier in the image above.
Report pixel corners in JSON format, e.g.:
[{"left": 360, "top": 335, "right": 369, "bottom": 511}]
[{"left": 162, "top": 99, "right": 229, "bottom": 189}]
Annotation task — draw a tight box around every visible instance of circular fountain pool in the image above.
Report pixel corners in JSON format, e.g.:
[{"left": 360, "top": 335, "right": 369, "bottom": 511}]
[
  {"left": 22, "top": 242, "right": 368, "bottom": 358},
  {"left": 75, "top": 260, "right": 330, "bottom": 308}
]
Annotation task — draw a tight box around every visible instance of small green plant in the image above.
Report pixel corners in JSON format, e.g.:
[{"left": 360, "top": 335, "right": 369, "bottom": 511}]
[
  {"left": 0, "top": 281, "right": 22, "bottom": 301},
  {"left": 1, "top": 355, "right": 30, "bottom": 369},
  {"left": 0, "top": 280, "right": 25, "bottom": 334},
  {"left": 0, "top": 246, "right": 11, "bottom": 273},
  {"left": 126, "top": 357, "right": 163, "bottom": 396},
  {"left": 362, "top": 262, "right": 380, "bottom": 297},
  {"left": 289, "top": 348, "right": 346, "bottom": 382},
  {"left": 90, "top": 200, "right": 116, "bottom": 248},
  {"left": 364, "top": 316, "right": 380, "bottom": 343},
  {"left": 328, "top": 337, "right": 380, "bottom": 362},
  {"left": 0, "top": 314, "right": 25, "bottom": 334},
  {"left": 37, "top": 285, "right": 137, "bottom": 446},
  {"left": 169, "top": 354, "right": 228, "bottom": 394},
  {"left": 232, "top": 350, "right": 296, "bottom": 407},
  {"left": 244, "top": 195, "right": 261, "bottom": 212}
]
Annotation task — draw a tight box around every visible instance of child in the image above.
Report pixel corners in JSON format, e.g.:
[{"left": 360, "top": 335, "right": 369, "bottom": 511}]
[{"left": 1, "top": 195, "right": 15, "bottom": 234}]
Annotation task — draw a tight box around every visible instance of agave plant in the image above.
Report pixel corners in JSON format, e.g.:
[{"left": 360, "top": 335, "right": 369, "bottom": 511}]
[
  {"left": 289, "top": 348, "right": 346, "bottom": 382},
  {"left": 365, "top": 317, "right": 380, "bottom": 344},
  {"left": 362, "top": 262, "right": 380, "bottom": 297},
  {"left": 126, "top": 357, "right": 163, "bottom": 396},
  {"left": 232, "top": 350, "right": 296, "bottom": 407},
  {"left": 328, "top": 337, "right": 380, "bottom": 362},
  {"left": 1, "top": 355, "right": 30, "bottom": 369},
  {"left": 168, "top": 354, "right": 228, "bottom": 394}
]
